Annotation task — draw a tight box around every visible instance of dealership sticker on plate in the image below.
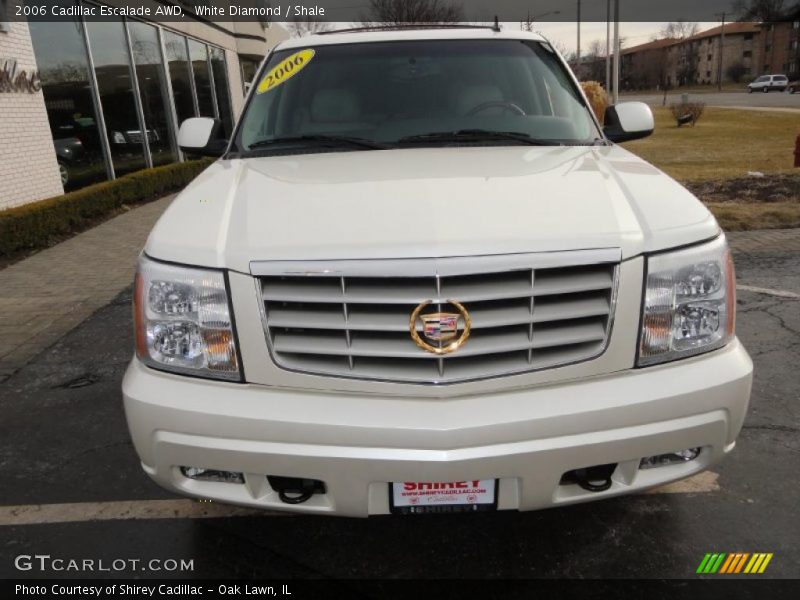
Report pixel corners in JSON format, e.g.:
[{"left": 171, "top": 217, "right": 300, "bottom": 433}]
[
  {"left": 256, "top": 49, "right": 315, "bottom": 94},
  {"left": 391, "top": 480, "right": 496, "bottom": 512}
]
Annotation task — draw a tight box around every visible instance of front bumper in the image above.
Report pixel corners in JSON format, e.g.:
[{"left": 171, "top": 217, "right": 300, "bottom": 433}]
[{"left": 123, "top": 340, "right": 752, "bottom": 517}]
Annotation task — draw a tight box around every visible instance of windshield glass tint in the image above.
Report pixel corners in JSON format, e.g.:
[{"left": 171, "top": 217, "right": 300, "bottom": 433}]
[{"left": 236, "top": 39, "right": 599, "bottom": 152}]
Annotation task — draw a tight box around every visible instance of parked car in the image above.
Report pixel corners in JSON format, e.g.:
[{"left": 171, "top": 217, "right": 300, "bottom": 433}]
[
  {"left": 109, "top": 128, "right": 161, "bottom": 149},
  {"left": 123, "top": 27, "right": 752, "bottom": 516},
  {"left": 748, "top": 74, "right": 789, "bottom": 92},
  {"left": 787, "top": 78, "right": 798, "bottom": 94},
  {"left": 52, "top": 137, "right": 85, "bottom": 186}
]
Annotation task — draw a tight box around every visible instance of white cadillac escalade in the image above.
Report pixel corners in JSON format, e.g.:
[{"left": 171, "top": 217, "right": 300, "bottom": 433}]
[{"left": 123, "top": 28, "right": 753, "bottom": 516}]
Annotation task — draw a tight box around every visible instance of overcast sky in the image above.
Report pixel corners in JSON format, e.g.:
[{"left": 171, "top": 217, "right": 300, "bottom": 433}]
[
  {"left": 277, "top": 20, "right": 723, "bottom": 55},
  {"left": 532, "top": 21, "right": 720, "bottom": 54}
]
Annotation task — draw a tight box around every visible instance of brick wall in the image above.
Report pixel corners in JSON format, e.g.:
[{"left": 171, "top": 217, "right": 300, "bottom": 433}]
[
  {"left": 759, "top": 21, "right": 800, "bottom": 76},
  {"left": 0, "top": 20, "right": 64, "bottom": 211},
  {"left": 694, "top": 33, "right": 760, "bottom": 84}
]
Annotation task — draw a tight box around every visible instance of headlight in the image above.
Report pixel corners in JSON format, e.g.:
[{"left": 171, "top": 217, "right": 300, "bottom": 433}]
[
  {"left": 638, "top": 235, "right": 735, "bottom": 366},
  {"left": 134, "top": 256, "right": 240, "bottom": 380}
]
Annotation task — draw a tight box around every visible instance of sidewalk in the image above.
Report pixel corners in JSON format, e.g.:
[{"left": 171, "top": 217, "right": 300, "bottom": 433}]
[
  {"left": 0, "top": 194, "right": 797, "bottom": 382},
  {"left": 0, "top": 195, "right": 174, "bottom": 381},
  {"left": 712, "top": 105, "right": 800, "bottom": 114}
]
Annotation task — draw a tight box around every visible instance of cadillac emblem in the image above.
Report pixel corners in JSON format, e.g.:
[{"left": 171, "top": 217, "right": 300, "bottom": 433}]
[{"left": 409, "top": 300, "right": 471, "bottom": 355}]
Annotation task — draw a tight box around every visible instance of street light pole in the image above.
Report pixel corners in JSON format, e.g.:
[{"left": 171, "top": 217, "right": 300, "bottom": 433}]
[
  {"left": 576, "top": 0, "right": 582, "bottom": 77},
  {"left": 606, "top": 0, "right": 611, "bottom": 92},
  {"left": 521, "top": 9, "right": 561, "bottom": 32},
  {"left": 613, "top": 0, "right": 620, "bottom": 103},
  {"left": 716, "top": 12, "right": 727, "bottom": 91}
]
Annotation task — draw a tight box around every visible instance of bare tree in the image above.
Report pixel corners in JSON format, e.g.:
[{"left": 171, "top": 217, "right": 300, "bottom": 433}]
[
  {"left": 521, "top": 16, "right": 534, "bottom": 32},
  {"left": 362, "top": 0, "right": 463, "bottom": 25},
  {"left": 676, "top": 42, "right": 700, "bottom": 87},
  {"left": 520, "top": 11, "right": 540, "bottom": 32},
  {"left": 726, "top": 61, "right": 749, "bottom": 82},
  {"left": 40, "top": 63, "right": 87, "bottom": 84},
  {"left": 732, "top": 0, "right": 788, "bottom": 20},
  {"left": 587, "top": 39, "right": 607, "bottom": 58},
  {"left": 550, "top": 40, "right": 573, "bottom": 62},
  {"left": 581, "top": 39, "right": 608, "bottom": 82},
  {"left": 287, "top": 18, "right": 331, "bottom": 37},
  {"left": 660, "top": 20, "right": 699, "bottom": 40}
]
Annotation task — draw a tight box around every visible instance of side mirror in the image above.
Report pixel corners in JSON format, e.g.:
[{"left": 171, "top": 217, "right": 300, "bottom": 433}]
[
  {"left": 603, "top": 102, "right": 654, "bottom": 143},
  {"left": 177, "top": 117, "right": 227, "bottom": 157}
]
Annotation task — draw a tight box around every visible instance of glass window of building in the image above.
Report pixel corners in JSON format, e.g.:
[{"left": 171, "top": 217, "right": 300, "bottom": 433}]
[
  {"left": 163, "top": 31, "right": 196, "bottom": 128},
  {"left": 239, "top": 56, "right": 260, "bottom": 93},
  {"left": 128, "top": 21, "right": 178, "bottom": 166},
  {"left": 28, "top": 18, "right": 107, "bottom": 191},
  {"left": 188, "top": 39, "right": 216, "bottom": 117},
  {"left": 209, "top": 47, "right": 233, "bottom": 136},
  {"left": 85, "top": 17, "right": 147, "bottom": 177}
]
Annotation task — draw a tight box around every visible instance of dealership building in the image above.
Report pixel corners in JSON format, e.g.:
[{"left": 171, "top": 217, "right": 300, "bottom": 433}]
[{"left": 0, "top": 2, "right": 287, "bottom": 210}]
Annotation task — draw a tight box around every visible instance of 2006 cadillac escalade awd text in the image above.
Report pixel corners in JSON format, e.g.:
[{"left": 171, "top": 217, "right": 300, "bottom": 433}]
[{"left": 123, "top": 28, "right": 753, "bottom": 516}]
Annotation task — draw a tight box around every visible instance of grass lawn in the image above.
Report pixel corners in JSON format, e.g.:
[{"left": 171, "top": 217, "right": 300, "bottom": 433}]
[
  {"left": 622, "top": 107, "right": 800, "bottom": 230},
  {"left": 623, "top": 106, "right": 799, "bottom": 181}
]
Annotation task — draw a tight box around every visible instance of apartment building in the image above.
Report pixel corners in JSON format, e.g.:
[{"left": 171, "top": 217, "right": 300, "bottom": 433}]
[
  {"left": 685, "top": 22, "right": 761, "bottom": 85},
  {"left": 619, "top": 22, "right": 763, "bottom": 90},
  {"left": 619, "top": 38, "right": 679, "bottom": 90},
  {"left": 758, "top": 12, "right": 800, "bottom": 76}
]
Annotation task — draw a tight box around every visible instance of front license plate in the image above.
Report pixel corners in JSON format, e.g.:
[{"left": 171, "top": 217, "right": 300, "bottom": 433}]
[{"left": 389, "top": 480, "right": 498, "bottom": 515}]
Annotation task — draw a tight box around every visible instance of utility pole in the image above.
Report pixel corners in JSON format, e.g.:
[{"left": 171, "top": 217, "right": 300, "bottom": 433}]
[
  {"left": 606, "top": 0, "right": 611, "bottom": 92},
  {"left": 521, "top": 9, "right": 561, "bottom": 33},
  {"left": 522, "top": 10, "right": 532, "bottom": 32},
  {"left": 716, "top": 12, "right": 726, "bottom": 91},
  {"left": 613, "top": 0, "right": 620, "bottom": 103},
  {"left": 576, "top": 0, "right": 582, "bottom": 77}
]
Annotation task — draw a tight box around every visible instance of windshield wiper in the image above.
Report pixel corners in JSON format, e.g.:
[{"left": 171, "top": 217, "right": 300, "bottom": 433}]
[
  {"left": 247, "top": 134, "right": 389, "bottom": 151},
  {"left": 397, "top": 129, "right": 562, "bottom": 146}
]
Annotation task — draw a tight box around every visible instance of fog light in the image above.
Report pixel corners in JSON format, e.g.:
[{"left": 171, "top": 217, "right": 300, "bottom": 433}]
[
  {"left": 180, "top": 466, "right": 244, "bottom": 483},
  {"left": 639, "top": 447, "right": 702, "bottom": 469}
]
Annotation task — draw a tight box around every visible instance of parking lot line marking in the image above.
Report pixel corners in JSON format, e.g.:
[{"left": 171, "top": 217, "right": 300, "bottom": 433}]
[
  {"left": 0, "top": 471, "right": 721, "bottom": 526},
  {"left": 736, "top": 284, "right": 800, "bottom": 299},
  {"left": 0, "top": 499, "right": 288, "bottom": 526}
]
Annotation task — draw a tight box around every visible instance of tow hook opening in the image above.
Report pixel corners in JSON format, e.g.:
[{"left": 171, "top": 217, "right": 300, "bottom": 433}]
[
  {"left": 560, "top": 463, "right": 618, "bottom": 493},
  {"left": 267, "top": 476, "right": 326, "bottom": 504}
]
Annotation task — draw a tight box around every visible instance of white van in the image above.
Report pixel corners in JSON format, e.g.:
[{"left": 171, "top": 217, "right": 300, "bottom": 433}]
[{"left": 748, "top": 73, "right": 789, "bottom": 92}]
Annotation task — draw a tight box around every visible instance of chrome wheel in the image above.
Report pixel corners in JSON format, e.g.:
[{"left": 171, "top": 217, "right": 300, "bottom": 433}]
[{"left": 58, "top": 162, "right": 69, "bottom": 186}]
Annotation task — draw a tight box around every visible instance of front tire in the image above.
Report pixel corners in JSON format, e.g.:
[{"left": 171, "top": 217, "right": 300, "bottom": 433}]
[{"left": 58, "top": 162, "right": 69, "bottom": 186}]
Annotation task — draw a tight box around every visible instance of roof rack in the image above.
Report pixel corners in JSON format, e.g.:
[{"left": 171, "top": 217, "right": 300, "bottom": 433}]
[{"left": 317, "top": 23, "right": 502, "bottom": 35}]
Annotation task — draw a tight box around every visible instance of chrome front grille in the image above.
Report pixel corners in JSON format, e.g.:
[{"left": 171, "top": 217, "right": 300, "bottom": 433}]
[{"left": 255, "top": 251, "right": 619, "bottom": 384}]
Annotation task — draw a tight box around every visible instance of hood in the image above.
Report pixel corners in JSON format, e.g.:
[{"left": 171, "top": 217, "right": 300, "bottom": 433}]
[{"left": 145, "top": 145, "right": 719, "bottom": 273}]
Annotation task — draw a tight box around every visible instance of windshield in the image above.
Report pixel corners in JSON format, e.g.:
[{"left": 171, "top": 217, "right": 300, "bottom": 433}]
[{"left": 234, "top": 39, "right": 600, "bottom": 155}]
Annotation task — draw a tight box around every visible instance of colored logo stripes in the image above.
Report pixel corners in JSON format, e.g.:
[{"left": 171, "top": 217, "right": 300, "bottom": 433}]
[{"left": 696, "top": 553, "right": 773, "bottom": 574}]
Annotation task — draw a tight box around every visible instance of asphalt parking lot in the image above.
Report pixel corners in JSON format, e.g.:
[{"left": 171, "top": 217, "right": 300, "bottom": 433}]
[
  {"left": 622, "top": 90, "right": 800, "bottom": 110},
  {"left": 0, "top": 242, "right": 798, "bottom": 582}
]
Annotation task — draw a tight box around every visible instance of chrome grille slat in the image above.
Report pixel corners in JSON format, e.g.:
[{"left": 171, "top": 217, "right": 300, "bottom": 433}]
[
  {"left": 258, "top": 253, "right": 619, "bottom": 384},
  {"left": 266, "top": 296, "right": 611, "bottom": 332},
  {"left": 273, "top": 321, "right": 606, "bottom": 360}
]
